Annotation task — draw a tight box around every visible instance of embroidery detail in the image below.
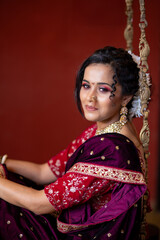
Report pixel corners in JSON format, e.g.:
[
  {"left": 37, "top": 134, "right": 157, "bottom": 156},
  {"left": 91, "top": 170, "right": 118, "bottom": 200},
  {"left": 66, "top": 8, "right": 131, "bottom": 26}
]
[
  {"left": 127, "top": 160, "right": 131, "bottom": 165},
  {"left": 48, "top": 125, "right": 96, "bottom": 177},
  {"left": 68, "top": 163, "right": 146, "bottom": 185},
  {"left": 121, "top": 229, "right": 125, "bottom": 234},
  {"left": 57, "top": 220, "right": 89, "bottom": 233},
  {"left": 30, "top": 227, "right": 34, "bottom": 231},
  {"left": 107, "top": 233, "right": 112, "bottom": 237},
  {"left": 45, "top": 171, "right": 112, "bottom": 212}
]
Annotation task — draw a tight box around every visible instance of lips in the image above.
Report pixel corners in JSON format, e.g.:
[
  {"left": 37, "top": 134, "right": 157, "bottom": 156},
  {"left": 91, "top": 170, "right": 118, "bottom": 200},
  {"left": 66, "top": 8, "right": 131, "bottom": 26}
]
[{"left": 85, "top": 105, "right": 98, "bottom": 111}]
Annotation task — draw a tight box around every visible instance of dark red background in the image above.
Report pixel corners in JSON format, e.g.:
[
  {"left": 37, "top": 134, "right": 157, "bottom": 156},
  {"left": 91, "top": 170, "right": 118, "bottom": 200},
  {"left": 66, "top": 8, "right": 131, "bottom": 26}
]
[{"left": 0, "top": 0, "right": 159, "bottom": 206}]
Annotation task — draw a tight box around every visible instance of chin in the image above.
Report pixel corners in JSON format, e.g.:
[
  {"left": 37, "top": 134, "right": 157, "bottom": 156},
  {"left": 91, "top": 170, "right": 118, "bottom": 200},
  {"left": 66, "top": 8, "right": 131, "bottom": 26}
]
[{"left": 83, "top": 113, "right": 99, "bottom": 122}]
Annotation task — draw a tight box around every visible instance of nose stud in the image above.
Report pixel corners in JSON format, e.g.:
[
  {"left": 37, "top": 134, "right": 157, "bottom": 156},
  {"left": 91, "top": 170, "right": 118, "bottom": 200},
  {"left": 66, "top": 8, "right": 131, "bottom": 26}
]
[{"left": 90, "top": 96, "right": 97, "bottom": 101}]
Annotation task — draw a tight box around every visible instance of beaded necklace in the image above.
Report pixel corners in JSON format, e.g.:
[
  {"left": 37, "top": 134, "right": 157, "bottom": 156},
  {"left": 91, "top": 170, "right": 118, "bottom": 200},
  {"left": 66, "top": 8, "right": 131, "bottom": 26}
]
[{"left": 95, "top": 120, "right": 125, "bottom": 136}]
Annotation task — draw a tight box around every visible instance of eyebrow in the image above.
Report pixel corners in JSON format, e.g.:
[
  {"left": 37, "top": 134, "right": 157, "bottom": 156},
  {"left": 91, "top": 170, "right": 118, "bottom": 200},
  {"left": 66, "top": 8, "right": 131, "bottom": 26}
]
[{"left": 82, "top": 79, "right": 112, "bottom": 88}]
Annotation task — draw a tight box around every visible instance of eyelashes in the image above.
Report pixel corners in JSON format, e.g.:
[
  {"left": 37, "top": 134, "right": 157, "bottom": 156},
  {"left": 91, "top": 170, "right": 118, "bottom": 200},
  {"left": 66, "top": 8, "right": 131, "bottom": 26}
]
[
  {"left": 82, "top": 83, "right": 89, "bottom": 89},
  {"left": 81, "top": 83, "right": 111, "bottom": 93},
  {"left": 99, "top": 87, "right": 111, "bottom": 92}
]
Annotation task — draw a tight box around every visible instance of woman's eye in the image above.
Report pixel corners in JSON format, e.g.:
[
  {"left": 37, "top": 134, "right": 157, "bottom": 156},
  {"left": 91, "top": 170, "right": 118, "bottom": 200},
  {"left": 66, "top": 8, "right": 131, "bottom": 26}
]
[
  {"left": 82, "top": 83, "right": 90, "bottom": 89},
  {"left": 99, "top": 87, "right": 110, "bottom": 93}
]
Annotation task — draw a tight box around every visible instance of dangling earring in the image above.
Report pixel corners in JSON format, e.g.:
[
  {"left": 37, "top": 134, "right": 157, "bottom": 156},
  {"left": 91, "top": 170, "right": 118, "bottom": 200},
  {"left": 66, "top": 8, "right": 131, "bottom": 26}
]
[{"left": 120, "top": 106, "right": 128, "bottom": 125}]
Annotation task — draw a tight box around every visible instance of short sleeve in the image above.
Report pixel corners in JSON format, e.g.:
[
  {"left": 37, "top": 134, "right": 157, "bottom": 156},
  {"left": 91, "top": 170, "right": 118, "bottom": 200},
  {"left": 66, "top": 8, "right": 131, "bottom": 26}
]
[{"left": 44, "top": 171, "right": 112, "bottom": 211}]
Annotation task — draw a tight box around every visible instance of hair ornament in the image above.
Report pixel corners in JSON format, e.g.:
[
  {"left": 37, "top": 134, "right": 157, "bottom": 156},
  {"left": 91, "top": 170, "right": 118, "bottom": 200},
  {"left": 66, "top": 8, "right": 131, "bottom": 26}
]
[
  {"left": 128, "top": 51, "right": 151, "bottom": 119},
  {"left": 129, "top": 94, "right": 142, "bottom": 119},
  {"left": 128, "top": 51, "right": 140, "bottom": 65}
]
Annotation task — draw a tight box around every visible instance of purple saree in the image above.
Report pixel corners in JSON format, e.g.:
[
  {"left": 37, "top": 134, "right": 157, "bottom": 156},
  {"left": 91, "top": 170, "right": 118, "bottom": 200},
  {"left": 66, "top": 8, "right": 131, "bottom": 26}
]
[
  {"left": 0, "top": 166, "right": 59, "bottom": 240},
  {"left": 57, "top": 133, "right": 147, "bottom": 239},
  {"left": 0, "top": 133, "right": 146, "bottom": 240}
]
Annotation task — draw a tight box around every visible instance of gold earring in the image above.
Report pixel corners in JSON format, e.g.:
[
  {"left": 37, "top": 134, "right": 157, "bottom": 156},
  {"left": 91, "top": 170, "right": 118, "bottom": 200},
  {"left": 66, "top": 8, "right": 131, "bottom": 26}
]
[{"left": 120, "top": 106, "right": 128, "bottom": 125}]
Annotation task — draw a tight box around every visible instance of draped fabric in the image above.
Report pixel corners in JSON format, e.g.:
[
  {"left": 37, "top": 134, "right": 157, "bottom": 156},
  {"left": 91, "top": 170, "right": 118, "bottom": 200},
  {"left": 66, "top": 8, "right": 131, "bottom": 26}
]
[
  {"left": 0, "top": 131, "right": 146, "bottom": 240},
  {"left": 0, "top": 167, "right": 59, "bottom": 240},
  {"left": 57, "top": 133, "right": 146, "bottom": 239}
]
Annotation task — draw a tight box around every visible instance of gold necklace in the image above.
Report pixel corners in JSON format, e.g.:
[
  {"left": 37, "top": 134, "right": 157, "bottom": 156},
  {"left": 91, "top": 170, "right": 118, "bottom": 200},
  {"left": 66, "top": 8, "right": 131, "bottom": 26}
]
[{"left": 95, "top": 120, "right": 125, "bottom": 136}]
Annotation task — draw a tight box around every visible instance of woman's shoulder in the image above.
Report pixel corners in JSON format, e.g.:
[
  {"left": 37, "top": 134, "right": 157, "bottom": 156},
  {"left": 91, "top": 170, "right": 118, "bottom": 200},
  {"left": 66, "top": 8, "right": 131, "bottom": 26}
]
[{"left": 120, "top": 121, "right": 143, "bottom": 152}]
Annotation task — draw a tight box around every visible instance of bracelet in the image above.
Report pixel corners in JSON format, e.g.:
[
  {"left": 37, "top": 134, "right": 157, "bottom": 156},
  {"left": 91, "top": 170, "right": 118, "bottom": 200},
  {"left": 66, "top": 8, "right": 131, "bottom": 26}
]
[
  {"left": 0, "top": 165, "right": 6, "bottom": 178},
  {"left": 1, "top": 154, "right": 8, "bottom": 164}
]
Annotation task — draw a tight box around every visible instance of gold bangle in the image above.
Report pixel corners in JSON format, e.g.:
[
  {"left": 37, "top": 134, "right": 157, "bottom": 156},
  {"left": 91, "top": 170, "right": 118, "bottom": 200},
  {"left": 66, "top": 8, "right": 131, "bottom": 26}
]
[{"left": 1, "top": 154, "right": 8, "bottom": 164}]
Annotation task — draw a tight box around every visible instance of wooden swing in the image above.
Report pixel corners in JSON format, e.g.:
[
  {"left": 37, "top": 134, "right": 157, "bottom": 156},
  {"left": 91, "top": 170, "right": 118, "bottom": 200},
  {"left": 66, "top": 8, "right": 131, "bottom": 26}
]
[{"left": 124, "top": 0, "right": 151, "bottom": 239}]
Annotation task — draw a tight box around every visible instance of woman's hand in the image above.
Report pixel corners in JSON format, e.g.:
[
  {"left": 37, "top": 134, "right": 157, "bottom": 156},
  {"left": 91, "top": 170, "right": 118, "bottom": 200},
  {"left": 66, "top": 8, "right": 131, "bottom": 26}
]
[{"left": 0, "top": 165, "right": 6, "bottom": 179}]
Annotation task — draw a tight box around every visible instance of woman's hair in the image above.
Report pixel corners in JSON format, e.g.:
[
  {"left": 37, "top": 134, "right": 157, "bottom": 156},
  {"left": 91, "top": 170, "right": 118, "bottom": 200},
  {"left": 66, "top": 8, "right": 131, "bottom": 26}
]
[{"left": 75, "top": 46, "right": 140, "bottom": 114}]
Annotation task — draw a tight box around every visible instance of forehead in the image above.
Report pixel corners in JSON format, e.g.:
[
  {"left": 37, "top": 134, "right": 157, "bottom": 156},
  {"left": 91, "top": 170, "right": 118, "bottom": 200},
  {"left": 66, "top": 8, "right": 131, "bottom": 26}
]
[{"left": 83, "top": 64, "right": 114, "bottom": 84}]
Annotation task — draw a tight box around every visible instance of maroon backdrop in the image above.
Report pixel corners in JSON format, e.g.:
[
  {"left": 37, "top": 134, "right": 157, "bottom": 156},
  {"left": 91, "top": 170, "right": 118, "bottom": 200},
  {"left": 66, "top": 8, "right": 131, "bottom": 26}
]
[{"left": 0, "top": 0, "right": 159, "bottom": 205}]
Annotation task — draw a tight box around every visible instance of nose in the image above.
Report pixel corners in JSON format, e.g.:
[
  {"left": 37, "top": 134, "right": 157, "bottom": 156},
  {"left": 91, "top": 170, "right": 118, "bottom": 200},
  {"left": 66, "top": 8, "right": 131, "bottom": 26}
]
[
  {"left": 89, "top": 95, "right": 97, "bottom": 102},
  {"left": 87, "top": 88, "right": 97, "bottom": 102}
]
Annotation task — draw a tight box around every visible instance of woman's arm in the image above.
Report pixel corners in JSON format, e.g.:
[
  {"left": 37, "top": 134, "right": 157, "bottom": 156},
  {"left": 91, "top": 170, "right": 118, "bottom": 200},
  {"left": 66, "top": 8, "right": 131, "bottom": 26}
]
[
  {"left": 0, "top": 164, "right": 112, "bottom": 216},
  {"left": 5, "top": 159, "right": 57, "bottom": 185},
  {"left": 3, "top": 125, "right": 96, "bottom": 184},
  {"left": 0, "top": 177, "right": 56, "bottom": 215}
]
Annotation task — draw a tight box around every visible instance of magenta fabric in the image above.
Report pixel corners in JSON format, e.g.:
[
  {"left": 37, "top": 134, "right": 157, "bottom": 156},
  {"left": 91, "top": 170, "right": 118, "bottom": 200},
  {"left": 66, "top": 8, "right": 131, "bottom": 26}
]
[
  {"left": 0, "top": 133, "right": 146, "bottom": 240},
  {"left": 0, "top": 168, "right": 59, "bottom": 240},
  {"left": 58, "top": 133, "right": 147, "bottom": 239}
]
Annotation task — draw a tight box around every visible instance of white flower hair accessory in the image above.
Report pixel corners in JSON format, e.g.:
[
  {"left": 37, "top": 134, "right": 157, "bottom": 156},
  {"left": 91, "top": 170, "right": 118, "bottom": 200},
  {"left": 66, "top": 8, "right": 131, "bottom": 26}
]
[
  {"left": 129, "top": 94, "right": 142, "bottom": 119},
  {"left": 128, "top": 51, "right": 140, "bottom": 65},
  {"left": 128, "top": 51, "right": 151, "bottom": 119}
]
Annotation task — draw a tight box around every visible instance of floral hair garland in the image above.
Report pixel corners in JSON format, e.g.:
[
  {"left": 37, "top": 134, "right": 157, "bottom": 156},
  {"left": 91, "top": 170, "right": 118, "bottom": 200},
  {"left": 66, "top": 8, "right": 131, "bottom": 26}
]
[{"left": 128, "top": 51, "right": 151, "bottom": 119}]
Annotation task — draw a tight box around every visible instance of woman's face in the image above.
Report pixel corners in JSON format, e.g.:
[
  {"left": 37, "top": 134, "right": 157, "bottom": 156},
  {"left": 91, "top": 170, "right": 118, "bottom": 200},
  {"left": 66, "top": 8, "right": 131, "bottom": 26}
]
[{"left": 80, "top": 63, "right": 125, "bottom": 130}]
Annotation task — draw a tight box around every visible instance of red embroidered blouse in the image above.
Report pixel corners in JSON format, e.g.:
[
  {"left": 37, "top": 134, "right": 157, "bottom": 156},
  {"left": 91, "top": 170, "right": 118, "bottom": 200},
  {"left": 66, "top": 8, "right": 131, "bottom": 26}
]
[{"left": 44, "top": 125, "right": 115, "bottom": 212}]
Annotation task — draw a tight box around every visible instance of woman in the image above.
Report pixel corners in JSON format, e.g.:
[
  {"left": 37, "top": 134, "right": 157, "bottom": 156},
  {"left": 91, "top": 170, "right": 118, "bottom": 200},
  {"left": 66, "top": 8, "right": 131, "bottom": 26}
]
[{"left": 0, "top": 46, "right": 146, "bottom": 240}]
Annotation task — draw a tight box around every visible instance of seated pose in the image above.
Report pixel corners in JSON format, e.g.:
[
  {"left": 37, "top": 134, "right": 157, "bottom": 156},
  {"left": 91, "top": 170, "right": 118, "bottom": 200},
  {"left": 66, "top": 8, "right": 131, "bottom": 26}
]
[{"left": 0, "top": 46, "right": 147, "bottom": 240}]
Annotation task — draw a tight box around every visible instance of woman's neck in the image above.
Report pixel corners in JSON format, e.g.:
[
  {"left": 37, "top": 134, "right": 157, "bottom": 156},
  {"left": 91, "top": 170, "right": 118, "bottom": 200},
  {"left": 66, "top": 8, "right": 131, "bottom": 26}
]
[{"left": 96, "top": 118, "right": 120, "bottom": 131}]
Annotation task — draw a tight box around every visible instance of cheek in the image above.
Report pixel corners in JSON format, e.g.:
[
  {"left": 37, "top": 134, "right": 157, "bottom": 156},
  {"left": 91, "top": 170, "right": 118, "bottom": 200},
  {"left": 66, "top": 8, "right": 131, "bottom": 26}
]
[
  {"left": 99, "top": 96, "right": 112, "bottom": 106},
  {"left": 110, "top": 98, "right": 122, "bottom": 111},
  {"left": 100, "top": 97, "right": 119, "bottom": 112}
]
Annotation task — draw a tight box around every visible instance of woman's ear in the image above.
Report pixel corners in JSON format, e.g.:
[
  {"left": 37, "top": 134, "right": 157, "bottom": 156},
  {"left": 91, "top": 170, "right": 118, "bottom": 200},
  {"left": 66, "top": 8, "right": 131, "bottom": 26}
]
[{"left": 122, "top": 95, "right": 133, "bottom": 106}]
